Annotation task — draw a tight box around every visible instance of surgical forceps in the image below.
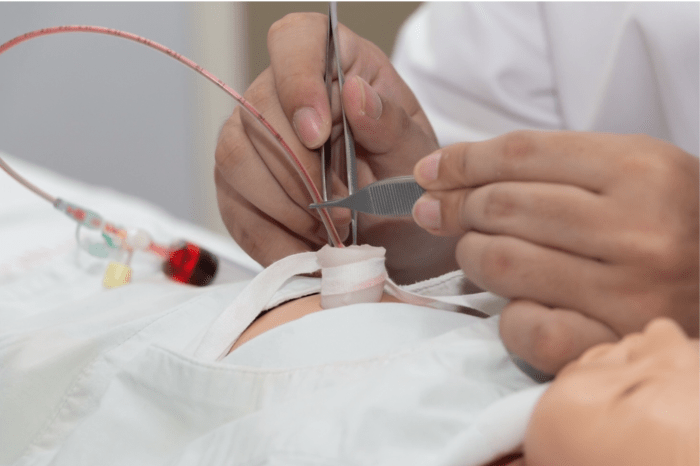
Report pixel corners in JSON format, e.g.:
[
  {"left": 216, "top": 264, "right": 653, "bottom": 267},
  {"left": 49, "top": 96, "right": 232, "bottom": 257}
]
[
  {"left": 310, "top": 3, "right": 426, "bottom": 227},
  {"left": 315, "top": 2, "right": 358, "bottom": 244}
]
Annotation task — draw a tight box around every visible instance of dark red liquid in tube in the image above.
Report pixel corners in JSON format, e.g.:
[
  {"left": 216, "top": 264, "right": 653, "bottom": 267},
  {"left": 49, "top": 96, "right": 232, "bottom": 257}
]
[{"left": 163, "top": 241, "right": 218, "bottom": 286}]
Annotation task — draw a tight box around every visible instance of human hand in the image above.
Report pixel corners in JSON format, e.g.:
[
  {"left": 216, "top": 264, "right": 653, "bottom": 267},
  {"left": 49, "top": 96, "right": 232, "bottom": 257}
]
[
  {"left": 412, "top": 131, "right": 699, "bottom": 373},
  {"left": 215, "top": 12, "right": 458, "bottom": 283}
]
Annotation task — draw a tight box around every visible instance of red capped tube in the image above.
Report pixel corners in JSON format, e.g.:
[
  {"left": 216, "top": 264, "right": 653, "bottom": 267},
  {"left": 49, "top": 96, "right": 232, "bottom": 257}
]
[{"left": 163, "top": 241, "right": 218, "bottom": 286}]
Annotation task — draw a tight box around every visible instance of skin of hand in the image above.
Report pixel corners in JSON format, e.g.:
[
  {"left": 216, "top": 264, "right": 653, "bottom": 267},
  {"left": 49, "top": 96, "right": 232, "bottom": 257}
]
[
  {"left": 412, "top": 131, "right": 699, "bottom": 373},
  {"left": 215, "top": 12, "right": 459, "bottom": 284},
  {"left": 522, "top": 318, "right": 699, "bottom": 466}
]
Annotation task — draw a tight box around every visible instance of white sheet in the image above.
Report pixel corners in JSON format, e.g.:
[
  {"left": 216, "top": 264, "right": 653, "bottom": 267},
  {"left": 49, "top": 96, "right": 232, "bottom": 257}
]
[{"left": 0, "top": 153, "right": 547, "bottom": 466}]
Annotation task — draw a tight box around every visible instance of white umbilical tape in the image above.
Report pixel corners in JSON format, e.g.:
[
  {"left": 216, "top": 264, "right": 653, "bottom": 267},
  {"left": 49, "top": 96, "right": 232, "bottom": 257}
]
[
  {"left": 194, "top": 244, "right": 507, "bottom": 361},
  {"left": 319, "top": 258, "right": 386, "bottom": 295},
  {"left": 317, "top": 244, "right": 387, "bottom": 308},
  {"left": 193, "top": 251, "right": 320, "bottom": 361},
  {"left": 384, "top": 278, "right": 509, "bottom": 317}
]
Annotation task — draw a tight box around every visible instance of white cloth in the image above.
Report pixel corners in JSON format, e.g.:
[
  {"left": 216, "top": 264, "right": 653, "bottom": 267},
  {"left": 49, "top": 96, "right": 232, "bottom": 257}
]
[
  {"left": 393, "top": 2, "right": 699, "bottom": 156},
  {"left": 193, "top": 244, "right": 508, "bottom": 361},
  {"left": 1, "top": 245, "right": 545, "bottom": 466},
  {"left": 0, "top": 153, "right": 546, "bottom": 466}
]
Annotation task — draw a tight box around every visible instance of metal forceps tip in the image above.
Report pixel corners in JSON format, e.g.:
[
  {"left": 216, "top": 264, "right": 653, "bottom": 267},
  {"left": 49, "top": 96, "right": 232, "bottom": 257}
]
[{"left": 318, "top": 2, "right": 359, "bottom": 245}]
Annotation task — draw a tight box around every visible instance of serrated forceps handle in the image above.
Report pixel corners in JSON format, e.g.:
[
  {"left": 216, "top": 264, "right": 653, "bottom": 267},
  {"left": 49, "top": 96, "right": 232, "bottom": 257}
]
[{"left": 309, "top": 176, "right": 425, "bottom": 217}]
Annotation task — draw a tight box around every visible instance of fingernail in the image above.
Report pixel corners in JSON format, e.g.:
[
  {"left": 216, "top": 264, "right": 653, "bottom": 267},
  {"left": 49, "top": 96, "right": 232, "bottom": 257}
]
[
  {"left": 293, "top": 107, "right": 324, "bottom": 147},
  {"left": 417, "top": 151, "right": 441, "bottom": 182},
  {"left": 413, "top": 196, "right": 441, "bottom": 230},
  {"left": 356, "top": 76, "right": 382, "bottom": 120}
]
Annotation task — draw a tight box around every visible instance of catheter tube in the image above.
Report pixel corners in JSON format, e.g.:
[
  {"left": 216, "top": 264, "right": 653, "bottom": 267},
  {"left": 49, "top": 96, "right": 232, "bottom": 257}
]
[
  {"left": 0, "top": 155, "right": 55, "bottom": 203},
  {"left": 0, "top": 25, "right": 344, "bottom": 247}
]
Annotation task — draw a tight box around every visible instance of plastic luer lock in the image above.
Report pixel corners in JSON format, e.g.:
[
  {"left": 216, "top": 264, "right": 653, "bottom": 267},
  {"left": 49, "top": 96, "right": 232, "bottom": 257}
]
[{"left": 163, "top": 242, "right": 219, "bottom": 286}]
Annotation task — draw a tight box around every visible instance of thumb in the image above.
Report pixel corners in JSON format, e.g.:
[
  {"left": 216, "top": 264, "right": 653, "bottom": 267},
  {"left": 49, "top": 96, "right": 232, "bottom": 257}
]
[
  {"left": 268, "top": 13, "right": 332, "bottom": 150},
  {"left": 342, "top": 76, "right": 437, "bottom": 168}
]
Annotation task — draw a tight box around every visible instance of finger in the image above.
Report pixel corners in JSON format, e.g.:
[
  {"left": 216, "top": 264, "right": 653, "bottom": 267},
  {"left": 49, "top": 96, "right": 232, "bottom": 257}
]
[
  {"left": 216, "top": 109, "right": 337, "bottom": 245},
  {"left": 499, "top": 300, "right": 619, "bottom": 375},
  {"left": 267, "top": 12, "right": 332, "bottom": 148},
  {"left": 238, "top": 70, "right": 352, "bottom": 233},
  {"left": 342, "top": 75, "right": 438, "bottom": 178},
  {"left": 337, "top": 31, "right": 435, "bottom": 141},
  {"left": 269, "top": 11, "right": 436, "bottom": 155},
  {"left": 455, "top": 232, "right": 615, "bottom": 317},
  {"left": 414, "top": 182, "right": 620, "bottom": 260},
  {"left": 414, "top": 130, "right": 618, "bottom": 192},
  {"left": 215, "top": 168, "right": 316, "bottom": 267}
]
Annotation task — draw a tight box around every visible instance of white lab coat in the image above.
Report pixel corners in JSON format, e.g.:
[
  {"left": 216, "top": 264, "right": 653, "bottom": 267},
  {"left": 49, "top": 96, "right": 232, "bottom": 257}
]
[{"left": 393, "top": 2, "right": 699, "bottom": 156}]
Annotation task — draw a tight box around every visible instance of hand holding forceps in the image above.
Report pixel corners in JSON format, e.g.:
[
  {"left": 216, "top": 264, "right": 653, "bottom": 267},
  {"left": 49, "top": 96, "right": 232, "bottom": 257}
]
[{"left": 309, "top": 3, "right": 425, "bottom": 244}]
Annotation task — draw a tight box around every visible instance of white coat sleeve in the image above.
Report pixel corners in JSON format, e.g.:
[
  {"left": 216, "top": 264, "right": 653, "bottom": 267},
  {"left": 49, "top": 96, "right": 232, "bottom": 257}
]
[
  {"left": 392, "top": 2, "right": 562, "bottom": 146},
  {"left": 392, "top": 2, "right": 699, "bottom": 155}
]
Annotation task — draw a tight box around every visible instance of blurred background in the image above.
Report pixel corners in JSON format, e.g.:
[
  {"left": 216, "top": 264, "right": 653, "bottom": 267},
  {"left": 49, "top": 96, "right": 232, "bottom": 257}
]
[{"left": 0, "top": 2, "right": 419, "bottom": 235}]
